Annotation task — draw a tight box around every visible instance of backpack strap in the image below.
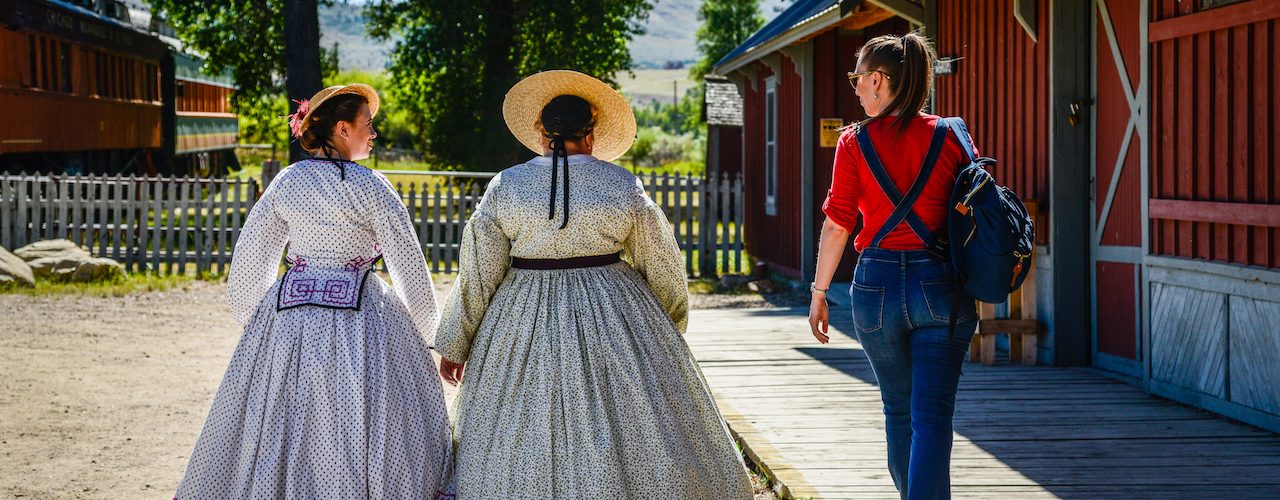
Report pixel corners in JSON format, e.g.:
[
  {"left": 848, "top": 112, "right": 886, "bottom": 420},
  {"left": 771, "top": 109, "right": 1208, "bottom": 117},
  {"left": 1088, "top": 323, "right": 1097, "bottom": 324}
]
[
  {"left": 855, "top": 121, "right": 951, "bottom": 248},
  {"left": 940, "top": 117, "right": 976, "bottom": 162}
]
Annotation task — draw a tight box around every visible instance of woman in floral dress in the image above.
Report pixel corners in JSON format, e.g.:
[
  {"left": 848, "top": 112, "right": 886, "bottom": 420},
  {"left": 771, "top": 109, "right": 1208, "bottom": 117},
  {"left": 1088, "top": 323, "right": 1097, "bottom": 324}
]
[{"left": 435, "top": 70, "right": 752, "bottom": 499}]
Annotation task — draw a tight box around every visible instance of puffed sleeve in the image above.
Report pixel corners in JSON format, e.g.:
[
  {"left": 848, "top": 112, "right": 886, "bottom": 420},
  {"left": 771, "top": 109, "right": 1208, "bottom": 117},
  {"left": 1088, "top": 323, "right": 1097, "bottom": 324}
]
[
  {"left": 435, "top": 175, "right": 511, "bottom": 363},
  {"left": 226, "top": 182, "right": 289, "bottom": 326},
  {"left": 622, "top": 177, "right": 689, "bottom": 333},
  {"left": 366, "top": 173, "right": 440, "bottom": 345}
]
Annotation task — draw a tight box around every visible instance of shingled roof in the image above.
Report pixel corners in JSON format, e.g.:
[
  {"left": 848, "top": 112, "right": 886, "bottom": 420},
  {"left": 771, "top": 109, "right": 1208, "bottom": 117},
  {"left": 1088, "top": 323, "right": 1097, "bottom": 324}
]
[{"left": 704, "top": 76, "right": 743, "bottom": 127}]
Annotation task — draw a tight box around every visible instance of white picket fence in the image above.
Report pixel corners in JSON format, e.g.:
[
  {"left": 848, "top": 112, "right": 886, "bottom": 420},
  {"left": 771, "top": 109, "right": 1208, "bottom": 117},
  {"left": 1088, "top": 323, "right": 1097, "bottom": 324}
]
[{"left": 0, "top": 169, "right": 744, "bottom": 277}]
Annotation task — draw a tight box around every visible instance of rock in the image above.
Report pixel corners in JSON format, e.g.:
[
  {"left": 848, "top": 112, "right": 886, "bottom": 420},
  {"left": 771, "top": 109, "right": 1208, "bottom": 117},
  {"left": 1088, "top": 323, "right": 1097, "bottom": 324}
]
[
  {"left": 27, "top": 255, "right": 87, "bottom": 279},
  {"left": 15, "top": 239, "right": 125, "bottom": 282},
  {"left": 718, "top": 274, "right": 752, "bottom": 290},
  {"left": 71, "top": 257, "right": 125, "bottom": 282},
  {"left": 747, "top": 278, "right": 776, "bottom": 294},
  {"left": 13, "top": 239, "right": 91, "bottom": 262},
  {"left": 0, "top": 246, "right": 35, "bottom": 287}
]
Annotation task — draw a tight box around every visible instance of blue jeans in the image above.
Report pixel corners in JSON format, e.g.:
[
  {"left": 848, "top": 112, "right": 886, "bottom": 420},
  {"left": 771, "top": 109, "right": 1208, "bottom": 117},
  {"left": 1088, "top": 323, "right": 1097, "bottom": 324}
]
[{"left": 850, "top": 248, "right": 978, "bottom": 500}]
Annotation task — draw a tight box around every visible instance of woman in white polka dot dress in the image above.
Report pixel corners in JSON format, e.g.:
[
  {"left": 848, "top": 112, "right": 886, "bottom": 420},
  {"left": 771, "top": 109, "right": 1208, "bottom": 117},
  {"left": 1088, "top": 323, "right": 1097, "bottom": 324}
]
[
  {"left": 435, "top": 71, "right": 752, "bottom": 499},
  {"left": 175, "top": 84, "right": 455, "bottom": 499}
]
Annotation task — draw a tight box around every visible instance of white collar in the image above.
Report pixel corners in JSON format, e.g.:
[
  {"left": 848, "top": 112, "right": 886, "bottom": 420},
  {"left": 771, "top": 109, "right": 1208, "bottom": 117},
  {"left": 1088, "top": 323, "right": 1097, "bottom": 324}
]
[{"left": 528, "top": 154, "right": 598, "bottom": 166}]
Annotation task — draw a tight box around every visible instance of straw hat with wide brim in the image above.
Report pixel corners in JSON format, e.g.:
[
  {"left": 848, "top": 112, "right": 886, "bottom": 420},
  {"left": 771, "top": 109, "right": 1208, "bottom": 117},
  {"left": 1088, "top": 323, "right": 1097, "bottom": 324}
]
[
  {"left": 502, "top": 70, "right": 637, "bottom": 162},
  {"left": 295, "top": 83, "right": 380, "bottom": 137}
]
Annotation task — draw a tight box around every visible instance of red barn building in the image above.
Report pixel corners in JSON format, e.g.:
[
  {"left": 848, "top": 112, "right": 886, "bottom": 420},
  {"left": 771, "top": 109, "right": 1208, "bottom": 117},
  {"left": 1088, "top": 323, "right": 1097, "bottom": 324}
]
[{"left": 710, "top": 0, "right": 1280, "bottom": 432}]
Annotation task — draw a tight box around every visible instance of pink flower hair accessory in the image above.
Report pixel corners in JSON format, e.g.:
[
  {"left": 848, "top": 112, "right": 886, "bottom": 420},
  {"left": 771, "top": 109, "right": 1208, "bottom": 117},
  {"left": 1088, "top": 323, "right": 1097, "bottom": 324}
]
[{"left": 288, "top": 98, "right": 311, "bottom": 139}]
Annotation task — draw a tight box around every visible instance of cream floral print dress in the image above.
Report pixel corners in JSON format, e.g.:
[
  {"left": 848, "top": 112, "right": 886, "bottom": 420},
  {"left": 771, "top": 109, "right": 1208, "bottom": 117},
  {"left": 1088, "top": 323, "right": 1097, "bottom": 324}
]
[
  {"left": 175, "top": 159, "right": 455, "bottom": 499},
  {"left": 436, "top": 153, "right": 752, "bottom": 499}
]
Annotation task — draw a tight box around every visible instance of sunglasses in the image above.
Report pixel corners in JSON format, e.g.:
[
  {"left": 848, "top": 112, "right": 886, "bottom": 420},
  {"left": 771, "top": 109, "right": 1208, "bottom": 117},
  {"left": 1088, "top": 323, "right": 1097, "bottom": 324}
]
[{"left": 847, "top": 69, "right": 891, "bottom": 88}]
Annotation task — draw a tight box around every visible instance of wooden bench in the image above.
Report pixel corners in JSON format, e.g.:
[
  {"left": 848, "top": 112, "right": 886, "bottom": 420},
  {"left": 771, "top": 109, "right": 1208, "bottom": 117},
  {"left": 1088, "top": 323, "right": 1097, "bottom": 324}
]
[{"left": 968, "top": 200, "right": 1042, "bottom": 366}]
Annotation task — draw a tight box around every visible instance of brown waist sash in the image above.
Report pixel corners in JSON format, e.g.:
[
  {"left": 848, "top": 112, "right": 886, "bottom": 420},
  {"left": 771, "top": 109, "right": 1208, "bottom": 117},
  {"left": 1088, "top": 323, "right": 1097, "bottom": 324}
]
[{"left": 510, "top": 252, "right": 621, "bottom": 270}]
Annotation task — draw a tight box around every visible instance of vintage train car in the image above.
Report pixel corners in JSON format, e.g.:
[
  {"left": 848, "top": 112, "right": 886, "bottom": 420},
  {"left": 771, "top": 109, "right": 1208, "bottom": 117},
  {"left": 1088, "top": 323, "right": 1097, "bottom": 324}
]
[{"left": 0, "top": 0, "right": 238, "bottom": 176}]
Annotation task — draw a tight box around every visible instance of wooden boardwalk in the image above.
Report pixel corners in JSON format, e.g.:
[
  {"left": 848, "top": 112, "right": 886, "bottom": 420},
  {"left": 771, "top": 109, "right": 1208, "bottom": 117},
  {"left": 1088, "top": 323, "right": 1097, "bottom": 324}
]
[{"left": 686, "top": 306, "right": 1280, "bottom": 499}]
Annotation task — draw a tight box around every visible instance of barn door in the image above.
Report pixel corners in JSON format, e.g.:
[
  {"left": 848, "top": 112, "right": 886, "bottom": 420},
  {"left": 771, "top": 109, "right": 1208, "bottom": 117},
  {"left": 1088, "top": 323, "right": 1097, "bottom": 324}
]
[{"left": 1090, "top": 0, "right": 1147, "bottom": 377}]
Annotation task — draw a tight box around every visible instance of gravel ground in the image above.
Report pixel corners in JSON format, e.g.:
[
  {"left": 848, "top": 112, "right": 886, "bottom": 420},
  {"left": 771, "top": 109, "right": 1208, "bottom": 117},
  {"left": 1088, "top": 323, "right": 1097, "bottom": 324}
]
[{"left": 1, "top": 279, "right": 784, "bottom": 499}]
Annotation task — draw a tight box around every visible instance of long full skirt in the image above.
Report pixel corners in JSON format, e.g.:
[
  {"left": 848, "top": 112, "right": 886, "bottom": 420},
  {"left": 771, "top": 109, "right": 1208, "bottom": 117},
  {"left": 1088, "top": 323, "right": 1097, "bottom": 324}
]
[
  {"left": 176, "top": 277, "right": 454, "bottom": 499},
  {"left": 452, "top": 262, "right": 752, "bottom": 499}
]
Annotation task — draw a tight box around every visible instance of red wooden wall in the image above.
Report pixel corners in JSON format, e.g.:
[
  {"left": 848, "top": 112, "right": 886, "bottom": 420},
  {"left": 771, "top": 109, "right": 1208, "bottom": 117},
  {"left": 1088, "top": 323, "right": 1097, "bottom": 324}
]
[
  {"left": 1149, "top": 0, "right": 1280, "bottom": 268},
  {"left": 742, "top": 57, "right": 804, "bottom": 277},
  {"left": 935, "top": 0, "right": 1051, "bottom": 244}
]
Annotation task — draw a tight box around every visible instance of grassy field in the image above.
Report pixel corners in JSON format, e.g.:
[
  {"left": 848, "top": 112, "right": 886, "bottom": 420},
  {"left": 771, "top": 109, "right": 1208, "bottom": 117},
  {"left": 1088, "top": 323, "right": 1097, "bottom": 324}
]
[{"left": 616, "top": 68, "right": 697, "bottom": 106}]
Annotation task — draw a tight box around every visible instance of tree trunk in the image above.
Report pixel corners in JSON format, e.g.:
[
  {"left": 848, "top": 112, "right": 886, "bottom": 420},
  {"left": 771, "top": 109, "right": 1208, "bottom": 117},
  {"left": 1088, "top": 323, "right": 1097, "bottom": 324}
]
[
  {"left": 475, "top": 0, "right": 523, "bottom": 170},
  {"left": 283, "top": 0, "right": 324, "bottom": 164}
]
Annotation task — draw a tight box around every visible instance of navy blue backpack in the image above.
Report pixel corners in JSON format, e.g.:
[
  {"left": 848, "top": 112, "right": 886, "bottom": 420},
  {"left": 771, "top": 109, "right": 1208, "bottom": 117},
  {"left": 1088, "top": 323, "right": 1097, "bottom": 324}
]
[{"left": 855, "top": 117, "right": 1035, "bottom": 305}]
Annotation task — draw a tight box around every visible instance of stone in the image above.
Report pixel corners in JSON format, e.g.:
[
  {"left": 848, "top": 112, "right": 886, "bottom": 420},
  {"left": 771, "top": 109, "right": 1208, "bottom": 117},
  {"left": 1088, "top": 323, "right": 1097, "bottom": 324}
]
[
  {"left": 27, "top": 255, "right": 87, "bottom": 279},
  {"left": 0, "top": 246, "right": 35, "bottom": 287},
  {"left": 13, "top": 239, "right": 90, "bottom": 262},
  {"left": 15, "top": 239, "right": 125, "bottom": 283},
  {"left": 70, "top": 257, "right": 125, "bottom": 282},
  {"left": 747, "top": 278, "right": 776, "bottom": 294},
  {"left": 718, "top": 274, "right": 752, "bottom": 290}
]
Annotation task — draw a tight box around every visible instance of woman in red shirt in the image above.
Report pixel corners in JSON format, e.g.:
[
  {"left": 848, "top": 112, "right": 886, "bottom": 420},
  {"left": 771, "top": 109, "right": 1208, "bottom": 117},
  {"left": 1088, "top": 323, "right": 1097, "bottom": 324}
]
[{"left": 808, "top": 33, "right": 979, "bottom": 499}]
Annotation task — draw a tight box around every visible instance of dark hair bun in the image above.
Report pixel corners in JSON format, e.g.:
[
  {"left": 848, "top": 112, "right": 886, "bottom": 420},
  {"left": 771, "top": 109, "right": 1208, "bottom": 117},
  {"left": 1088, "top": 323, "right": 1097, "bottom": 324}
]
[
  {"left": 539, "top": 95, "right": 595, "bottom": 139},
  {"left": 298, "top": 93, "right": 368, "bottom": 155}
]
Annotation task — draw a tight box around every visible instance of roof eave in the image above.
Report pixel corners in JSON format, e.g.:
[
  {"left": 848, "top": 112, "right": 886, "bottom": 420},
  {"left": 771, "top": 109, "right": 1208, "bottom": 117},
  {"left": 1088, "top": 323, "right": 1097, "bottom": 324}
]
[{"left": 712, "top": 4, "right": 842, "bottom": 76}]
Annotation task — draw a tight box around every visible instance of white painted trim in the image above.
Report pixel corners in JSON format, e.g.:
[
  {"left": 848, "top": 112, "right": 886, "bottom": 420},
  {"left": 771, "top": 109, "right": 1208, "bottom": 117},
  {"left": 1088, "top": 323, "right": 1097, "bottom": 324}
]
[
  {"left": 764, "top": 76, "right": 778, "bottom": 216},
  {"left": 867, "top": 0, "right": 926, "bottom": 26},
  {"left": 1145, "top": 257, "right": 1280, "bottom": 303},
  {"left": 1149, "top": 379, "right": 1280, "bottom": 434},
  {"left": 714, "top": 5, "right": 842, "bottom": 75},
  {"left": 1139, "top": 0, "right": 1153, "bottom": 389},
  {"left": 1096, "top": 352, "right": 1143, "bottom": 379},
  {"left": 1095, "top": 245, "right": 1144, "bottom": 263}
]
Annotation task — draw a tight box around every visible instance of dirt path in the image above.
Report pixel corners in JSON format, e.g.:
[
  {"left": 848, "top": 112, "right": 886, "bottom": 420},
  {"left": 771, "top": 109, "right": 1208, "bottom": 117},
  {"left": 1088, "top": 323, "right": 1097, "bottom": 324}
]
[{"left": 1, "top": 281, "right": 779, "bottom": 499}]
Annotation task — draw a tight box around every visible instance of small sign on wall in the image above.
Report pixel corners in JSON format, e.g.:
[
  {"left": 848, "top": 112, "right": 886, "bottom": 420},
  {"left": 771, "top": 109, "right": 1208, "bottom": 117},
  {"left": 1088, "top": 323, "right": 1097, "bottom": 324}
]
[{"left": 820, "top": 118, "right": 844, "bottom": 147}]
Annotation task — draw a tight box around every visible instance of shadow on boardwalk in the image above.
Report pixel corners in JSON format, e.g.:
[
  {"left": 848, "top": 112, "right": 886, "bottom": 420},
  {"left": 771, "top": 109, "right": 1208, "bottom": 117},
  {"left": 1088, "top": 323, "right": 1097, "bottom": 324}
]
[{"left": 686, "top": 306, "right": 1280, "bottom": 499}]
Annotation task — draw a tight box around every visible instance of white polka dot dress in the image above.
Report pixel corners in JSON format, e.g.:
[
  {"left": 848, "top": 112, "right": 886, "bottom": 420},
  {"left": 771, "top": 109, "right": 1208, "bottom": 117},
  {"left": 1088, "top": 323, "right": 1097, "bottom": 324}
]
[
  {"left": 436, "top": 154, "right": 753, "bottom": 499},
  {"left": 175, "top": 159, "right": 455, "bottom": 499}
]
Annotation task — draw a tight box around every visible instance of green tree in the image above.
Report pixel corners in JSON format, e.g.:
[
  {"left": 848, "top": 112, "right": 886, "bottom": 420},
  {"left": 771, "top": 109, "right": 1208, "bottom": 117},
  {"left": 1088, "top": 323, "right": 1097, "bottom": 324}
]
[
  {"left": 365, "top": 0, "right": 653, "bottom": 171},
  {"left": 149, "top": 0, "right": 327, "bottom": 162},
  {"left": 690, "top": 0, "right": 764, "bottom": 81}
]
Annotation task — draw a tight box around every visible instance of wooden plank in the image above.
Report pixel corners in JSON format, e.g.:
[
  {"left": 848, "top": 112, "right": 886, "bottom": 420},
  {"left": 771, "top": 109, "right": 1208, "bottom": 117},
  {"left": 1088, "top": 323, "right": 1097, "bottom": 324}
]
[
  {"left": 149, "top": 180, "right": 162, "bottom": 273},
  {"left": 734, "top": 173, "right": 744, "bottom": 273},
  {"left": 136, "top": 179, "right": 150, "bottom": 274},
  {"left": 430, "top": 186, "right": 442, "bottom": 273},
  {"left": 215, "top": 178, "right": 230, "bottom": 273},
  {"left": 177, "top": 179, "right": 191, "bottom": 274},
  {"left": 719, "top": 175, "right": 730, "bottom": 272},
  {"left": 113, "top": 176, "right": 126, "bottom": 261},
  {"left": 71, "top": 179, "right": 84, "bottom": 248},
  {"left": 1229, "top": 296, "right": 1280, "bottom": 415},
  {"left": 444, "top": 183, "right": 455, "bottom": 274},
  {"left": 163, "top": 181, "right": 177, "bottom": 274},
  {"left": 1148, "top": 199, "right": 1280, "bottom": 228},
  {"left": 0, "top": 177, "right": 10, "bottom": 250},
  {"left": 1149, "top": 282, "right": 1227, "bottom": 398},
  {"left": 1149, "top": 0, "right": 1280, "bottom": 42},
  {"left": 123, "top": 178, "right": 136, "bottom": 270}
]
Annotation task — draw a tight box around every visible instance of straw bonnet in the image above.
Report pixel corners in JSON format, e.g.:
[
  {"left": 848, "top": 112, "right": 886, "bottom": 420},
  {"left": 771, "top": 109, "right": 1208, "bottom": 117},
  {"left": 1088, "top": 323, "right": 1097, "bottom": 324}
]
[
  {"left": 502, "top": 70, "right": 637, "bottom": 162},
  {"left": 290, "top": 83, "right": 380, "bottom": 138}
]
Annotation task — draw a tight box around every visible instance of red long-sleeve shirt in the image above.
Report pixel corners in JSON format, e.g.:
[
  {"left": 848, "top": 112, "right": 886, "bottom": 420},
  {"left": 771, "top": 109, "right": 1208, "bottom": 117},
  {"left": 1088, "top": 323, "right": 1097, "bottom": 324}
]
[{"left": 821, "top": 113, "right": 978, "bottom": 252}]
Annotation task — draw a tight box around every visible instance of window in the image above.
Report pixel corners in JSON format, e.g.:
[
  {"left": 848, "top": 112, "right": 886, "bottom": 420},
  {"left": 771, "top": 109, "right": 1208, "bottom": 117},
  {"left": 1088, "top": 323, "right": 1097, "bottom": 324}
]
[
  {"left": 59, "top": 43, "right": 71, "bottom": 93},
  {"left": 764, "top": 76, "right": 778, "bottom": 216},
  {"left": 26, "top": 35, "right": 36, "bottom": 88}
]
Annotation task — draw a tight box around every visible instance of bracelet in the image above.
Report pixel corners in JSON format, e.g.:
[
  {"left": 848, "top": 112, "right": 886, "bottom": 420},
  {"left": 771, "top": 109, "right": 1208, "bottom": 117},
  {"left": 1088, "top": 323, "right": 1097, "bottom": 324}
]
[{"left": 809, "top": 282, "right": 829, "bottom": 295}]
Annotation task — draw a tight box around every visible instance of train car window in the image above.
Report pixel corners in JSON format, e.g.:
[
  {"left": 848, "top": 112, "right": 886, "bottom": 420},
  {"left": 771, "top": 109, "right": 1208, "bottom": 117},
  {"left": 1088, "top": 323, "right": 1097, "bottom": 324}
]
[
  {"left": 27, "top": 35, "right": 37, "bottom": 89},
  {"left": 94, "top": 51, "right": 103, "bottom": 97},
  {"left": 45, "top": 38, "right": 55, "bottom": 91},
  {"left": 59, "top": 43, "right": 72, "bottom": 93}
]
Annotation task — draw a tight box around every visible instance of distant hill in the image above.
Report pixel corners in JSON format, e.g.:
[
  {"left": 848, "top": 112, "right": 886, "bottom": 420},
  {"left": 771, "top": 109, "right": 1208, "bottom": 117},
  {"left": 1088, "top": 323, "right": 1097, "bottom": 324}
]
[{"left": 320, "top": 0, "right": 790, "bottom": 72}]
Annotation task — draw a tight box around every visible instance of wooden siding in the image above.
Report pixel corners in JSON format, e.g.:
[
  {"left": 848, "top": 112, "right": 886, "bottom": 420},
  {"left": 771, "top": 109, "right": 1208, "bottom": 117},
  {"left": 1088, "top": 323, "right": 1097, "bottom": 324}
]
[
  {"left": 742, "top": 59, "right": 804, "bottom": 277},
  {"left": 1230, "top": 295, "right": 1280, "bottom": 415},
  {"left": 812, "top": 29, "right": 866, "bottom": 281},
  {"left": 1149, "top": 282, "right": 1227, "bottom": 398},
  {"left": 178, "top": 81, "right": 234, "bottom": 114},
  {"left": 935, "top": 0, "right": 1050, "bottom": 244},
  {"left": 1150, "top": 0, "right": 1280, "bottom": 268}
]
